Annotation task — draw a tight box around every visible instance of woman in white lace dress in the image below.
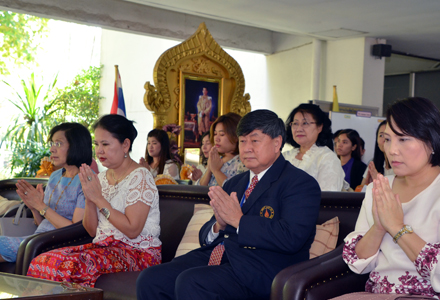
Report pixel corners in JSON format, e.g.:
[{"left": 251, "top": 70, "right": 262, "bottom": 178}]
[
  {"left": 139, "top": 129, "right": 180, "bottom": 180},
  {"left": 283, "top": 103, "right": 346, "bottom": 191},
  {"left": 27, "top": 114, "right": 161, "bottom": 287}
]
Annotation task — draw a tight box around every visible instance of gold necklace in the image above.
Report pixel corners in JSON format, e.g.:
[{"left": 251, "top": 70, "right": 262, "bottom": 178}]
[
  {"left": 111, "top": 160, "right": 133, "bottom": 185},
  {"left": 48, "top": 170, "right": 77, "bottom": 212}
]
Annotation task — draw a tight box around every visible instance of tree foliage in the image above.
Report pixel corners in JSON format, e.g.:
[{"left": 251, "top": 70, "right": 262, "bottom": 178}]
[
  {"left": 0, "top": 11, "right": 48, "bottom": 74},
  {"left": 49, "top": 66, "right": 102, "bottom": 131},
  {"left": 1, "top": 73, "right": 58, "bottom": 177},
  {"left": 1, "top": 66, "right": 101, "bottom": 177}
]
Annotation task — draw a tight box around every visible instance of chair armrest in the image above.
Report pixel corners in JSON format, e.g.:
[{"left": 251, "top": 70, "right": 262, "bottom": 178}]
[
  {"left": 15, "top": 235, "right": 35, "bottom": 275},
  {"left": 282, "top": 246, "right": 369, "bottom": 300},
  {"left": 21, "top": 221, "right": 93, "bottom": 275},
  {"left": 271, "top": 245, "right": 343, "bottom": 300}
]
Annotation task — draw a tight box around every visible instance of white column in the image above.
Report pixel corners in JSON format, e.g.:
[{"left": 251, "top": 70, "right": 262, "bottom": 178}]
[{"left": 310, "top": 39, "right": 322, "bottom": 101}]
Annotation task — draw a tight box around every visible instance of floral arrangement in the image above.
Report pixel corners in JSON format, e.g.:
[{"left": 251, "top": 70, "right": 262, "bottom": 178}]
[{"left": 36, "top": 157, "right": 54, "bottom": 178}]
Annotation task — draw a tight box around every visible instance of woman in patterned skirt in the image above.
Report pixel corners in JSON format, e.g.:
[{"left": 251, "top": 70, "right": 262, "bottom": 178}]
[
  {"left": 334, "top": 97, "right": 440, "bottom": 299},
  {"left": 27, "top": 114, "right": 161, "bottom": 287}
]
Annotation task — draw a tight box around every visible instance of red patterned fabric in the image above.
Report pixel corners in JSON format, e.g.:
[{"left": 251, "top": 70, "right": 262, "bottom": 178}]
[
  {"left": 27, "top": 236, "right": 161, "bottom": 287},
  {"left": 245, "top": 175, "right": 259, "bottom": 200},
  {"left": 208, "top": 244, "right": 225, "bottom": 266}
]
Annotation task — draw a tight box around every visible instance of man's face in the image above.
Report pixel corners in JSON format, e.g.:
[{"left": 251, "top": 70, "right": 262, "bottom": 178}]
[{"left": 239, "top": 130, "right": 281, "bottom": 174}]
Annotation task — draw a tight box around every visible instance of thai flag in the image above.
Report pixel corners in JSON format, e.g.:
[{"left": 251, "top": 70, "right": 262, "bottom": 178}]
[{"left": 111, "top": 67, "right": 126, "bottom": 117}]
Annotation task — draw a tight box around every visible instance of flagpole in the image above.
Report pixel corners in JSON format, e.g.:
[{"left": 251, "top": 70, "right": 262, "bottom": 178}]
[{"left": 115, "top": 65, "right": 119, "bottom": 81}]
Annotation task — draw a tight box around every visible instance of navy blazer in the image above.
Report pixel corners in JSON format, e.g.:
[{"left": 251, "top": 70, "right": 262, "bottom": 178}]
[{"left": 198, "top": 154, "right": 321, "bottom": 296}]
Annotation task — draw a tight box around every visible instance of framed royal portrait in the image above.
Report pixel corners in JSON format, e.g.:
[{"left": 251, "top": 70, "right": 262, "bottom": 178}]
[{"left": 179, "top": 73, "right": 223, "bottom": 150}]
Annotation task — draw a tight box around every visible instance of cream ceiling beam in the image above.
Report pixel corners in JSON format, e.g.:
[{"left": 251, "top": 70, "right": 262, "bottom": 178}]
[{"left": 0, "top": 0, "right": 275, "bottom": 54}]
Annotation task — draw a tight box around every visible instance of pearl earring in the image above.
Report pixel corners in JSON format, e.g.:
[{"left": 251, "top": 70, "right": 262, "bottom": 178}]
[
  {"left": 124, "top": 153, "right": 128, "bottom": 158},
  {"left": 432, "top": 151, "right": 435, "bottom": 155}
]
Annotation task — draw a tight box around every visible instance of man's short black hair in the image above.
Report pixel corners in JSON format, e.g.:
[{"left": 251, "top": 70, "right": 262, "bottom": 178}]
[{"left": 236, "top": 109, "right": 286, "bottom": 150}]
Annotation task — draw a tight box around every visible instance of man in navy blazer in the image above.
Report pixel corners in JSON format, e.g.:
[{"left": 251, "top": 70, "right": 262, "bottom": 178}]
[{"left": 137, "top": 109, "right": 321, "bottom": 300}]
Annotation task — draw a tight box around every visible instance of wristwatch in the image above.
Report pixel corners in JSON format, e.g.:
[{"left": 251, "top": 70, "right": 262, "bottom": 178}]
[
  {"left": 393, "top": 225, "right": 413, "bottom": 243},
  {"left": 39, "top": 205, "right": 49, "bottom": 217},
  {"left": 99, "top": 207, "right": 111, "bottom": 220}
]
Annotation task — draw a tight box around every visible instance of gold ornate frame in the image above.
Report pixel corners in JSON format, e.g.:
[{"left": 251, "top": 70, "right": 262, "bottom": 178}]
[{"left": 143, "top": 22, "right": 251, "bottom": 153}]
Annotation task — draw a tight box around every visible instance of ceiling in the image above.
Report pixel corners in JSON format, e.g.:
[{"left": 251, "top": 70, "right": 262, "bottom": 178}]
[{"left": 127, "top": 0, "right": 440, "bottom": 68}]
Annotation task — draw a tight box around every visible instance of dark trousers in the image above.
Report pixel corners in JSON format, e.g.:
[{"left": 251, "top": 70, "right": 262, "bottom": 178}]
[{"left": 136, "top": 249, "right": 260, "bottom": 300}]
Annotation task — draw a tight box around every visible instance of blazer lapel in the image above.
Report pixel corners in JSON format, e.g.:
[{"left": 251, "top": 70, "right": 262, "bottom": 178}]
[{"left": 241, "top": 155, "right": 285, "bottom": 214}]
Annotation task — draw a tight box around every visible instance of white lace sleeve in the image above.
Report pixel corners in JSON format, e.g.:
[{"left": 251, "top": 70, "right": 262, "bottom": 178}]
[
  {"left": 126, "top": 168, "right": 158, "bottom": 207},
  {"left": 163, "top": 161, "right": 180, "bottom": 180}
]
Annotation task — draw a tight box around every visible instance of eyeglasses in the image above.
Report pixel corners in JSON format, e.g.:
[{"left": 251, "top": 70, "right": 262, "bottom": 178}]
[
  {"left": 48, "top": 141, "right": 63, "bottom": 148},
  {"left": 289, "top": 121, "right": 317, "bottom": 129}
]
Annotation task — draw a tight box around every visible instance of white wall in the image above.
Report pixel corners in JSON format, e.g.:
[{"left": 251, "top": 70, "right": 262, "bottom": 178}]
[
  {"left": 323, "top": 37, "right": 385, "bottom": 112},
  {"left": 361, "top": 38, "right": 386, "bottom": 115},
  {"left": 266, "top": 43, "right": 313, "bottom": 121},
  {"left": 99, "top": 29, "right": 267, "bottom": 163},
  {"left": 324, "top": 38, "right": 366, "bottom": 105}
]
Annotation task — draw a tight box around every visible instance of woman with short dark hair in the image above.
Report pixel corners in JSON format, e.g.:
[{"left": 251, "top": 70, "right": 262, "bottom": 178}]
[
  {"left": 283, "top": 103, "right": 345, "bottom": 191},
  {"left": 0, "top": 122, "right": 92, "bottom": 263},
  {"left": 27, "top": 114, "right": 161, "bottom": 287},
  {"left": 335, "top": 97, "right": 440, "bottom": 299}
]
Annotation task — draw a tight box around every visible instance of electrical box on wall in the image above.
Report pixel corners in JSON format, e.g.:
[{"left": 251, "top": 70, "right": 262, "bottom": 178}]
[{"left": 372, "top": 44, "right": 392, "bottom": 58}]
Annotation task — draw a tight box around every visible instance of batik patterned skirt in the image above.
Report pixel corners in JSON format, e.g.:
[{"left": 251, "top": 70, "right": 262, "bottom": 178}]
[{"left": 27, "top": 236, "right": 161, "bottom": 287}]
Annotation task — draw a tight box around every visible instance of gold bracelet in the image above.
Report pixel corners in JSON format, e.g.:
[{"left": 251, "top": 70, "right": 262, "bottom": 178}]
[{"left": 392, "top": 225, "right": 413, "bottom": 243}]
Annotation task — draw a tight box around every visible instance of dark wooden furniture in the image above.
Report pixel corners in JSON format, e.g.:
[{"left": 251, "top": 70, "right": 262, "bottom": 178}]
[{"left": 1, "top": 178, "right": 368, "bottom": 300}]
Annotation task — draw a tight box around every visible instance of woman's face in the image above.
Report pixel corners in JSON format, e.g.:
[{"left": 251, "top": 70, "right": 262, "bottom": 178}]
[
  {"left": 377, "top": 124, "right": 386, "bottom": 152},
  {"left": 147, "top": 137, "right": 162, "bottom": 158},
  {"left": 50, "top": 130, "right": 69, "bottom": 168},
  {"left": 94, "top": 127, "right": 128, "bottom": 169},
  {"left": 213, "top": 123, "right": 236, "bottom": 154},
  {"left": 335, "top": 134, "right": 356, "bottom": 158},
  {"left": 291, "top": 112, "right": 323, "bottom": 149},
  {"left": 383, "top": 119, "right": 432, "bottom": 177},
  {"left": 203, "top": 88, "right": 208, "bottom": 96},
  {"left": 201, "top": 135, "right": 213, "bottom": 158}
]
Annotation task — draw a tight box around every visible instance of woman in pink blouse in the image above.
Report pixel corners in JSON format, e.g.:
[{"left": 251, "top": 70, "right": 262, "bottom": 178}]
[{"left": 335, "top": 97, "right": 440, "bottom": 299}]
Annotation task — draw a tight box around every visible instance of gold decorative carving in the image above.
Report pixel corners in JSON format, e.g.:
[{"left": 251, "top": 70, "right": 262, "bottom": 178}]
[{"left": 143, "top": 22, "right": 251, "bottom": 152}]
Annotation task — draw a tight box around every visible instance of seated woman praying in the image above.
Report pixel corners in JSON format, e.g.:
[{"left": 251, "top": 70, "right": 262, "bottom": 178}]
[
  {"left": 27, "top": 114, "right": 161, "bottom": 287},
  {"left": 139, "top": 129, "right": 180, "bottom": 180},
  {"left": 198, "top": 112, "right": 246, "bottom": 187},
  {"left": 331, "top": 97, "right": 440, "bottom": 299},
  {"left": 0, "top": 122, "right": 92, "bottom": 263}
]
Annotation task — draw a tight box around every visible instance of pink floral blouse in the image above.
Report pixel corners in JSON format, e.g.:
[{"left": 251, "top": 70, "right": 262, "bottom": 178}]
[{"left": 343, "top": 174, "right": 440, "bottom": 298}]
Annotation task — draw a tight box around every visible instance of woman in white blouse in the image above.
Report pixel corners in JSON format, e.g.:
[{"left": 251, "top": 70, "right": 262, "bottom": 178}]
[
  {"left": 334, "top": 97, "right": 440, "bottom": 299},
  {"left": 283, "top": 103, "right": 345, "bottom": 191},
  {"left": 27, "top": 114, "right": 161, "bottom": 287}
]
